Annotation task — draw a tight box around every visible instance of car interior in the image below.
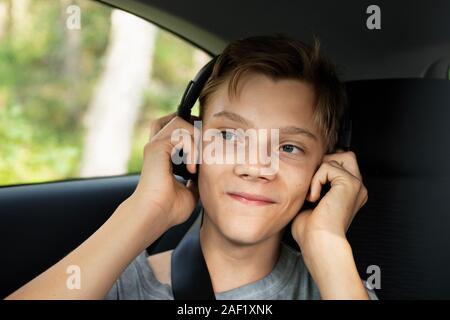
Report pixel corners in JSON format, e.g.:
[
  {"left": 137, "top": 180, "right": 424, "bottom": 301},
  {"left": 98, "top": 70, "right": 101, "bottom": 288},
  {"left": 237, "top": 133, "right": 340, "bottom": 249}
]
[{"left": 1, "top": 0, "right": 450, "bottom": 299}]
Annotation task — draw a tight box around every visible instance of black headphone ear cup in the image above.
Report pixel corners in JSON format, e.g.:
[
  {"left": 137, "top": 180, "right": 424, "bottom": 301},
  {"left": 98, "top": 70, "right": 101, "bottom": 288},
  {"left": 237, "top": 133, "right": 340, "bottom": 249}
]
[{"left": 173, "top": 56, "right": 218, "bottom": 181}]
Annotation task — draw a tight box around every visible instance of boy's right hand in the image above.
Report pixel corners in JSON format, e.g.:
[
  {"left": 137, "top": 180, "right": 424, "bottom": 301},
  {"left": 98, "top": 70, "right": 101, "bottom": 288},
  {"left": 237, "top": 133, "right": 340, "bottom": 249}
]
[
  {"left": 4, "top": 114, "right": 202, "bottom": 300},
  {"left": 129, "top": 112, "right": 201, "bottom": 229}
]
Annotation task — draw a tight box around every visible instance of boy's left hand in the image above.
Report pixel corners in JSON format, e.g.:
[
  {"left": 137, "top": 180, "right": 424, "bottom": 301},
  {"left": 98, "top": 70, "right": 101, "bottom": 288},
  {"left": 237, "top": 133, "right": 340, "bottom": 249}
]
[
  {"left": 291, "top": 150, "right": 368, "bottom": 248},
  {"left": 290, "top": 150, "right": 371, "bottom": 299}
]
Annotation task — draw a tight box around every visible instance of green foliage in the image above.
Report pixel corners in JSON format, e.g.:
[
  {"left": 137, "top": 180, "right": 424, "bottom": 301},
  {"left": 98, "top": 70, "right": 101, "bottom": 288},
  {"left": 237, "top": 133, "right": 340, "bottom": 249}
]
[
  {"left": 0, "top": 0, "right": 209, "bottom": 186},
  {"left": 0, "top": 103, "right": 82, "bottom": 184}
]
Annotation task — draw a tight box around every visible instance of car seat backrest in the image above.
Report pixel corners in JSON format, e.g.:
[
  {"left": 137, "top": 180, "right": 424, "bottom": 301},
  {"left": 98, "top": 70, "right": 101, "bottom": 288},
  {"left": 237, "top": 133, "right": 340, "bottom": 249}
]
[
  {"left": 345, "top": 79, "right": 450, "bottom": 299},
  {"left": 423, "top": 57, "right": 450, "bottom": 79}
]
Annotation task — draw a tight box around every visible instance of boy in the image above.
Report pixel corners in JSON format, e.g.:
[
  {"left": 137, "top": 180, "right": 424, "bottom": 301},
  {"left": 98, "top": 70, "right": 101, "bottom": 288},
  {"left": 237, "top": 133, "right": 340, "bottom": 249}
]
[{"left": 6, "top": 34, "right": 377, "bottom": 300}]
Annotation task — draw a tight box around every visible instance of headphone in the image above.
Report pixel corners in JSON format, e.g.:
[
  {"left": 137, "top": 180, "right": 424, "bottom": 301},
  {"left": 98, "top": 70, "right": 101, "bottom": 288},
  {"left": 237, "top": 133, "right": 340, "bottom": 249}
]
[{"left": 173, "top": 55, "right": 352, "bottom": 181}]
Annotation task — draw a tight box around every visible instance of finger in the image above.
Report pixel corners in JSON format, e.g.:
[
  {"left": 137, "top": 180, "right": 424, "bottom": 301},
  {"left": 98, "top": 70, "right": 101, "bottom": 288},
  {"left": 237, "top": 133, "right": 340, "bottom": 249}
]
[
  {"left": 169, "top": 130, "right": 199, "bottom": 175},
  {"left": 322, "top": 151, "right": 362, "bottom": 180},
  {"left": 185, "top": 133, "right": 200, "bottom": 175},
  {"left": 153, "top": 116, "right": 201, "bottom": 142},
  {"left": 328, "top": 160, "right": 368, "bottom": 211},
  {"left": 354, "top": 185, "right": 369, "bottom": 212},
  {"left": 326, "top": 159, "right": 362, "bottom": 185},
  {"left": 159, "top": 117, "right": 200, "bottom": 174},
  {"left": 149, "top": 112, "right": 177, "bottom": 140},
  {"left": 328, "top": 160, "right": 345, "bottom": 170},
  {"left": 312, "top": 161, "right": 368, "bottom": 216},
  {"left": 309, "top": 161, "right": 348, "bottom": 202}
]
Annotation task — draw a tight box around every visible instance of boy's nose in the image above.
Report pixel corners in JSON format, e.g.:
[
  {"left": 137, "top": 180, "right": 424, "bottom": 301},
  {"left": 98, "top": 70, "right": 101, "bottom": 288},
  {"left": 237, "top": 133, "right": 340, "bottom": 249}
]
[{"left": 233, "top": 161, "right": 277, "bottom": 182}]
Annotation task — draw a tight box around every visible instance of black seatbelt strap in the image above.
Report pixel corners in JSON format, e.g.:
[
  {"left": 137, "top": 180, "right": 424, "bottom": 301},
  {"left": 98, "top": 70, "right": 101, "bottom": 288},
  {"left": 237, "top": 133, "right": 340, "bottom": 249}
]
[{"left": 171, "top": 209, "right": 216, "bottom": 300}]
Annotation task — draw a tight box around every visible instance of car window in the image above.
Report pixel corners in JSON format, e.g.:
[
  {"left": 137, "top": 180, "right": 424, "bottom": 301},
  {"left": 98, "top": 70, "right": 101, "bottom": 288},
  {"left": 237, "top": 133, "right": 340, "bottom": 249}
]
[{"left": 0, "top": 0, "right": 211, "bottom": 187}]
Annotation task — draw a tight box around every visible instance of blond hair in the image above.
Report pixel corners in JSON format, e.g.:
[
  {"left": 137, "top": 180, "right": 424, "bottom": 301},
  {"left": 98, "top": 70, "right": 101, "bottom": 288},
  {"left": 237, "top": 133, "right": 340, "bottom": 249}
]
[{"left": 199, "top": 34, "right": 347, "bottom": 153}]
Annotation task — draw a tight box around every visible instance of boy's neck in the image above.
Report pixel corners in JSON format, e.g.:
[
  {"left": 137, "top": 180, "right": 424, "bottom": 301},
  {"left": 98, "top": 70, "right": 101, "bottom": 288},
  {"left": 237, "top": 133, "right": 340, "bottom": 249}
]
[{"left": 199, "top": 215, "right": 282, "bottom": 294}]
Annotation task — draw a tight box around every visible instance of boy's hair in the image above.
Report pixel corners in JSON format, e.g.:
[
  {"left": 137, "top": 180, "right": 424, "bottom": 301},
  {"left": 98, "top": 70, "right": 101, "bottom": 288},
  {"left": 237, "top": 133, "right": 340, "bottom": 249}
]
[{"left": 198, "top": 34, "right": 347, "bottom": 153}]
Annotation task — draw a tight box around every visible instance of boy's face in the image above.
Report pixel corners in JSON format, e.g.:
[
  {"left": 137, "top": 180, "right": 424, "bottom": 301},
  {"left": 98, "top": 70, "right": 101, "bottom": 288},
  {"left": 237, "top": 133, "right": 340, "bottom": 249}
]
[{"left": 198, "top": 73, "right": 326, "bottom": 245}]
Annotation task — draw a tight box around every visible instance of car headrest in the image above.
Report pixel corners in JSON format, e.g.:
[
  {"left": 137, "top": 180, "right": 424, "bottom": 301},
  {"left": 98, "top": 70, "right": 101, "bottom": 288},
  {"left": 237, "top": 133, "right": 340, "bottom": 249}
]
[{"left": 423, "top": 57, "right": 450, "bottom": 79}]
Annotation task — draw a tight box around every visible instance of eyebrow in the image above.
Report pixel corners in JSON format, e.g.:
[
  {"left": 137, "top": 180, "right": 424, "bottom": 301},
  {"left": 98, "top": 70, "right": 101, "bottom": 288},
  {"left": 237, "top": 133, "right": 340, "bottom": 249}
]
[{"left": 212, "top": 110, "right": 318, "bottom": 141}]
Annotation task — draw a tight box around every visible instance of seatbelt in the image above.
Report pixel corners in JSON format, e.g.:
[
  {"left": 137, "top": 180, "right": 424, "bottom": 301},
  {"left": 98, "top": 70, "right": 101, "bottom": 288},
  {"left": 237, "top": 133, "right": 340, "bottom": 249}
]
[
  {"left": 145, "top": 195, "right": 201, "bottom": 256},
  {"left": 171, "top": 207, "right": 216, "bottom": 300}
]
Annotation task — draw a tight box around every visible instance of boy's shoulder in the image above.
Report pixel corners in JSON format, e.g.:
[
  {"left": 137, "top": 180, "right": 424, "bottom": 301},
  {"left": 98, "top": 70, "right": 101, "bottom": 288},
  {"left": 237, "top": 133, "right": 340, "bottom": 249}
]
[{"left": 147, "top": 249, "right": 172, "bottom": 286}]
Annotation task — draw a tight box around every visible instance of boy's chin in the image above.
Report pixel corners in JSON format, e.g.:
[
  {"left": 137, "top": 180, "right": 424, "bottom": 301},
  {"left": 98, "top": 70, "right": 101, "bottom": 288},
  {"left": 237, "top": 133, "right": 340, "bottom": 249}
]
[{"left": 218, "top": 222, "right": 271, "bottom": 246}]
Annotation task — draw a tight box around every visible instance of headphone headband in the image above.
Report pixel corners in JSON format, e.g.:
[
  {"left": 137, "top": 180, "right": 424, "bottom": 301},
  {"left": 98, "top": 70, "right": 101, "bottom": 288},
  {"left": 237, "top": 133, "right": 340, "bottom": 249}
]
[{"left": 177, "top": 56, "right": 219, "bottom": 121}]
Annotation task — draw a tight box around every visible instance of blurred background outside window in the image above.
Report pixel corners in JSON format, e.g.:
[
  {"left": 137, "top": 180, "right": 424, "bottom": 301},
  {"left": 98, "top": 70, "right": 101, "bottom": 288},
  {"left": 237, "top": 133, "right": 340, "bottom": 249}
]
[{"left": 0, "top": 0, "right": 211, "bottom": 186}]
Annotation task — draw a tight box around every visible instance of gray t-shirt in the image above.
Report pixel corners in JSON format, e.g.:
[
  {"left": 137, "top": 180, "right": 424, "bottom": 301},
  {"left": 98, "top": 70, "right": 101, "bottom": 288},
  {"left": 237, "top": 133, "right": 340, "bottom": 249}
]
[{"left": 104, "top": 241, "right": 378, "bottom": 300}]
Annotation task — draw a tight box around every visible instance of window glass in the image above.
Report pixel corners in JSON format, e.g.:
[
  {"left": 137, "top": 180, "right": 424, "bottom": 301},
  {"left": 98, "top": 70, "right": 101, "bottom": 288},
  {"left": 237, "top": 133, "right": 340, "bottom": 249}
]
[{"left": 0, "top": 0, "right": 211, "bottom": 186}]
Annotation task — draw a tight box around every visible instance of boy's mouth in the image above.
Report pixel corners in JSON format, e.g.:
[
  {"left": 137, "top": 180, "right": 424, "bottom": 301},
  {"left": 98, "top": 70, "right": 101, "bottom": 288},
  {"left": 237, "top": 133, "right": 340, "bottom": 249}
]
[{"left": 226, "top": 191, "right": 276, "bottom": 206}]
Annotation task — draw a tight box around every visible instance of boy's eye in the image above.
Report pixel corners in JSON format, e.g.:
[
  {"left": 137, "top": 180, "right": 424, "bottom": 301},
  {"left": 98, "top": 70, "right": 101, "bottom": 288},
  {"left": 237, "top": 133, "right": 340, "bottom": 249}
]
[
  {"left": 280, "top": 144, "right": 304, "bottom": 154},
  {"left": 220, "top": 130, "right": 238, "bottom": 141}
]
